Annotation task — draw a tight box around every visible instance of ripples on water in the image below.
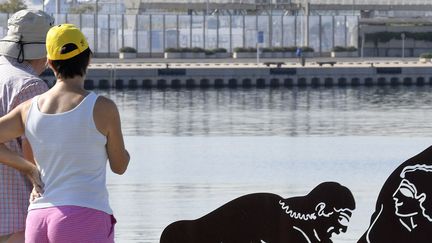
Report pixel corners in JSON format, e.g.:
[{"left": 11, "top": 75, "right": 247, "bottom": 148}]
[
  {"left": 99, "top": 86, "right": 432, "bottom": 137},
  {"left": 97, "top": 87, "right": 432, "bottom": 243}
]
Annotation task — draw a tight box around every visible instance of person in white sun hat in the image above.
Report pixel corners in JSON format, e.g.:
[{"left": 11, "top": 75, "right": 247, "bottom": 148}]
[
  {"left": 0, "top": 23, "right": 129, "bottom": 243},
  {"left": 0, "top": 9, "right": 54, "bottom": 243}
]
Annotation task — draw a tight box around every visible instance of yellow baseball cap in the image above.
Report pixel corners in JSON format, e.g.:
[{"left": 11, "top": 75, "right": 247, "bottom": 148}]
[{"left": 46, "top": 24, "right": 89, "bottom": 60}]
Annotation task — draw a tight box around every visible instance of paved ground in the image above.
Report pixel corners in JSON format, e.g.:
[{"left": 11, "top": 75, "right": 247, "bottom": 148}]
[{"left": 90, "top": 57, "right": 430, "bottom": 68}]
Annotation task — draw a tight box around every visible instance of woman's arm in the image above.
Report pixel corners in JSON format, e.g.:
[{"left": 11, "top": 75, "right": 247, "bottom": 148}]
[
  {"left": 0, "top": 143, "right": 43, "bottom": 193},
  {"left": 94, "top": 96, "right": 130, "bottom": 175},
  {"left": 23, "top": 138, "right": 43, "bottom": 201},
  {"left": 0, "top": 102, "right": 43, "bottom": 192},
  {"left": 0, "top": 101, "right": 26, "bottom": 143},
  {"left": 22, "top": 138, "right": 35, "bottom": 164}
]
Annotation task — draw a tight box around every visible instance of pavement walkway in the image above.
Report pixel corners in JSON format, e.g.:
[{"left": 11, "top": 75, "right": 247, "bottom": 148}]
[{"left": 90, "top": 57, "right": 429, "bottom": 68}]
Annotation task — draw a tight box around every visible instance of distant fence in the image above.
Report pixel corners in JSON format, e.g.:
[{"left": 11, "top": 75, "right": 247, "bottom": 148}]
[{"left": 0, "top": 13, "right": 358, "bottom": 57}]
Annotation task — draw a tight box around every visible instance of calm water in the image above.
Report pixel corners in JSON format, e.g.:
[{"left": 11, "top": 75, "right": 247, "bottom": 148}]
[
  {"left": 100, "top": 86, "right": 432, "bottom": 137},
  {"left": 97, "top": 87, "right": 432, "bottom": 243}
]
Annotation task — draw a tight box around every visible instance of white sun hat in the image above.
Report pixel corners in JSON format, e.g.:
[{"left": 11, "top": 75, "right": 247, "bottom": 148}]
[{"left": 0, "top": 9, "right": 54, "bottom": 62}]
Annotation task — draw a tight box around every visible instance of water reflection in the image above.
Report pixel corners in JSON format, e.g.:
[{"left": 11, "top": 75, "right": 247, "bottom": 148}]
[{"left": 97, "top": 86, "right": 432, "bottom": 137}]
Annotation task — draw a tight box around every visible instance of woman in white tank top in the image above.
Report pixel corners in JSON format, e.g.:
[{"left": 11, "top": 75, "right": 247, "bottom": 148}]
[{"left": 0, "top": 24, "right": 129, "bottom": 242}]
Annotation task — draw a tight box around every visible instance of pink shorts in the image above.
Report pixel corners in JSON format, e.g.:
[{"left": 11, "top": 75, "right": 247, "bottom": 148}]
[{"left": 25, "top": 206, "right": 116, "bottom": 243}]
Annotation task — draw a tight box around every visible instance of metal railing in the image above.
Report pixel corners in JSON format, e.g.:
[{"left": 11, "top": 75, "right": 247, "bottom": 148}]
[
  {"left": 294, "top": 0, "right": 431, "bottom": 3},
  {"left": 0, "top": 13, "right": 358, "bottom": 57},
  {"left": 133, "top": 0, "right": 431, "bottom": 4}
]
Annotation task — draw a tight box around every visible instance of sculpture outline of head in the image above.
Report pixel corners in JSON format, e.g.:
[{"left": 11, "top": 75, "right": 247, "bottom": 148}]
[
  {"left": 393, "top": 164, "right": 432, "bottom": 231},
  {"left": 280, "top": 182, "right": 355, "bottom": 242}
]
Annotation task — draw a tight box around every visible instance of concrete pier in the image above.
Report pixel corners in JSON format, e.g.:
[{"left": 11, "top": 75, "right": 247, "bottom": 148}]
[{"left": 41, "top": 58, "right": 432, "bottom": 89}]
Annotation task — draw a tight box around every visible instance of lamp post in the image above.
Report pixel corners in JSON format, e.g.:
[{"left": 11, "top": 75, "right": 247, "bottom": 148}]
[
  {"left": 269, "top": 0, "right": 273, "bottom": 15},
  {"left": 401, "top": 32, "right": 406, "bottom": 58},
  {"left": 205, "top": 0, "right": 209, "bottom": 49},
  {"left": 95, "top": 0, "right": 98, "bottom": 16},
  {"left": 55, "top": 0, "right": 60, "bottom": 14},
  {"left": 303, "top": 0, "right": 309, "bottom": 47}
]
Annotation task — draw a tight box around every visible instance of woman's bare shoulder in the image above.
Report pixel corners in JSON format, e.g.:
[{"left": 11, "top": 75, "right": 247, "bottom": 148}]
[
  {"left": 19, "top": 98, "right": 35, "bottom": 122},
  {"left": 93, "top": 95, "right": 120, "bottom": 135},
  {"left": 95, "top": 95, "right": 117, "bottom": 111}
]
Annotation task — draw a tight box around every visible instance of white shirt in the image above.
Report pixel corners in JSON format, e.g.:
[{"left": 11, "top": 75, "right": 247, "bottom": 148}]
[{"left": 25, "top": 92, "right": 112, "bottom": 214}]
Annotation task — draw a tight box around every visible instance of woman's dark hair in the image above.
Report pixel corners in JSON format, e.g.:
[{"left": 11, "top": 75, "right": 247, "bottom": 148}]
[{"left": 50, "top": 46, "right": 92, "bottom": 79}]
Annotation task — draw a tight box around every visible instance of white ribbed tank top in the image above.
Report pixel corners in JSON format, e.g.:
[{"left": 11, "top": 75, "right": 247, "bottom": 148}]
[{"left": 25, "top": 92, "right": 112, "bottom": 214}]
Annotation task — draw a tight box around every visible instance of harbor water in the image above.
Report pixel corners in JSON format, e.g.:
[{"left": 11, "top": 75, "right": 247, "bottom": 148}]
[{"left": 99, "top": 86, "right": 432, "bottom": 243}]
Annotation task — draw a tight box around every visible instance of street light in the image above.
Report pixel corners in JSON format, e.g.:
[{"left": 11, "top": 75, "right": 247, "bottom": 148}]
[
  {"left": 401, "top": 32, "right": 406, "bottom": 58},
  {"left": 268, "top": 0, "right": 273, "bottom": 16},
  {"left": 205, "top": 0, "right": 209, "bottom": 49},
  {"left": 55, "top": 0, "right": 60, "bottom": 14},
  {"left": 95, "top": 0, "right": 98, "bottom": 16}
]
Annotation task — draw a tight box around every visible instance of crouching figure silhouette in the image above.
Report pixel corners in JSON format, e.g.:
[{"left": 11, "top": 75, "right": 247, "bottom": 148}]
[{"left": 160, "top": 181, "right": 355, "bottom": 243}]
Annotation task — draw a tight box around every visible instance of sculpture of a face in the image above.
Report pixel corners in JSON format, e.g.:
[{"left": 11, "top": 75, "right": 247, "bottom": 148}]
[
  {"left": 330, "top": 208, "right": 352, "bottom": 235},
  {"left": 393, "top": 179, "right": 423, "bottom": 219},
  {"left": 389, "top": 164, "right": 432, "bottom": 233},
  {"left": 315, "top": 204, "right": 353, "bottom": 241}
]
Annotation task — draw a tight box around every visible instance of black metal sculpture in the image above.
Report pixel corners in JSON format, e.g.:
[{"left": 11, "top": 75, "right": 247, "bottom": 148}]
[
  {"left": 160, "top": 182, "right": 355, "bottom": 243},
  {"left": 358, "top": 146, "right": 432, "bottom": 243}
]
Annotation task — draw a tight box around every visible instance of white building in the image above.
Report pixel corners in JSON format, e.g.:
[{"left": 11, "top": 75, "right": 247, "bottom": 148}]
[{"left": 28, "top": 0, "right": 124, "bottom": 14}]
